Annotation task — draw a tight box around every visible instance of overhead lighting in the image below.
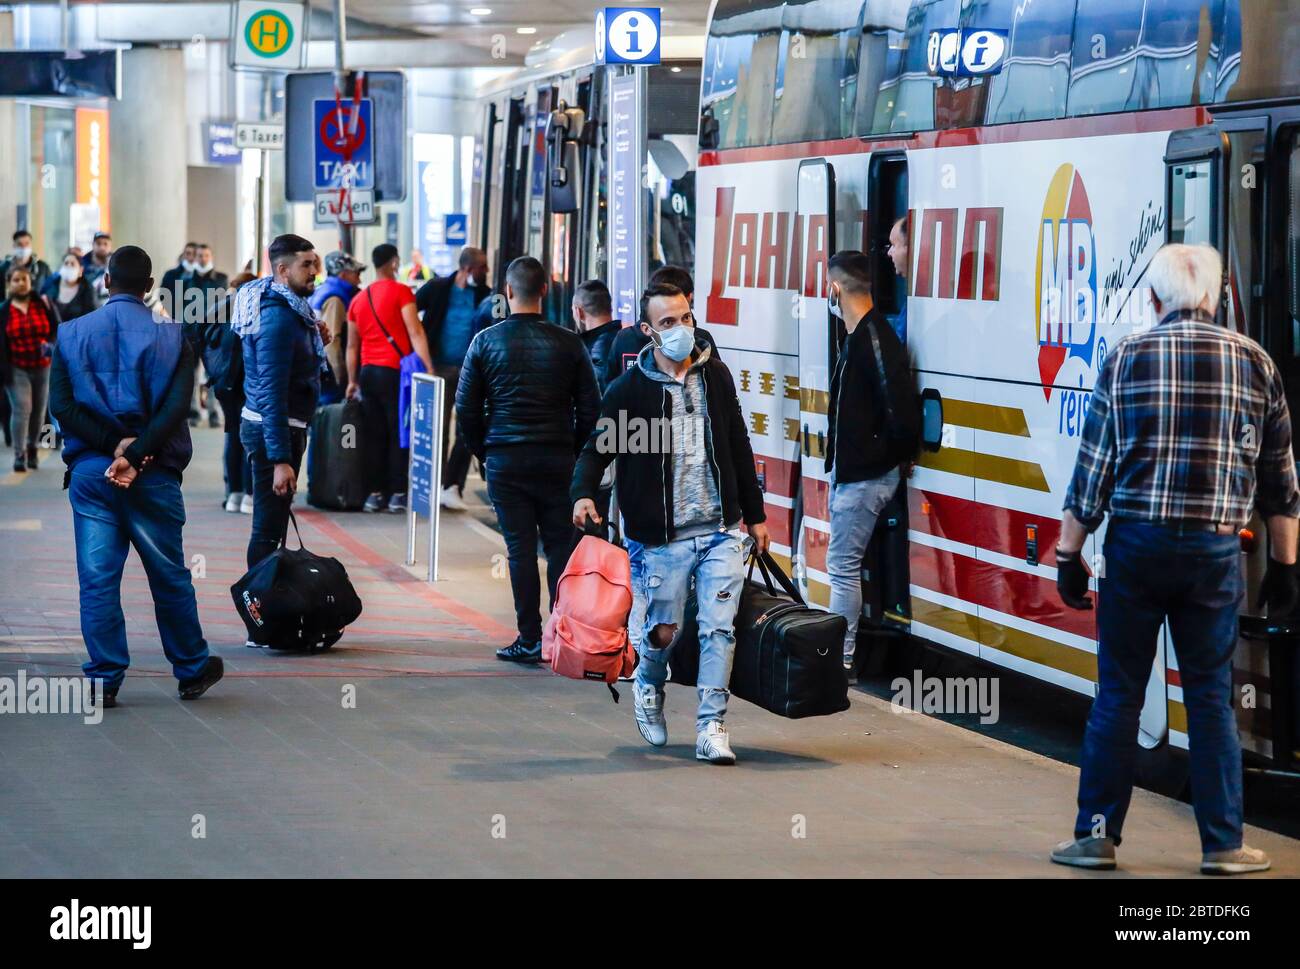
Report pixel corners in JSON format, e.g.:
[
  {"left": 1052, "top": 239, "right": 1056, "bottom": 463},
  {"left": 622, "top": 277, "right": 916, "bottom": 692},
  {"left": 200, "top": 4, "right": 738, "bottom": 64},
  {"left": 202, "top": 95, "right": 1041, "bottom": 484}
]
[
  {"left": 516, "top": 26, "right": 536, "bottom": 34},
  {"left": 470, "top": 7, "right": 492, "bottom": 14},
  {"left": 670, "top": 66, "right": 682, "bottom": 72}
]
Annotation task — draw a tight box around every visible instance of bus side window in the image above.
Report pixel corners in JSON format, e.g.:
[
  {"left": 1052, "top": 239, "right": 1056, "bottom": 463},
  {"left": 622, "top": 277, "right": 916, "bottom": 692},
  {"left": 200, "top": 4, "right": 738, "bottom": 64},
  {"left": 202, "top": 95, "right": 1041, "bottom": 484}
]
[{"left": 982, "top": 0, "right": 1073, "bottom": 125}]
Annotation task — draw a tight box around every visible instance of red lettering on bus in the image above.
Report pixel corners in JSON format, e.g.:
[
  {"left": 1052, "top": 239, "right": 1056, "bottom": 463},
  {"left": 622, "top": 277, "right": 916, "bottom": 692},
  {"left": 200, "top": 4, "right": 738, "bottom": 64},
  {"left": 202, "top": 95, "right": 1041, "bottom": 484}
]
[
  {"left": 957, "top": 206, "right": 1002, "bottom": 301},
  {"left": 707, "top": 185, "right": 739, "bottom": 325}
]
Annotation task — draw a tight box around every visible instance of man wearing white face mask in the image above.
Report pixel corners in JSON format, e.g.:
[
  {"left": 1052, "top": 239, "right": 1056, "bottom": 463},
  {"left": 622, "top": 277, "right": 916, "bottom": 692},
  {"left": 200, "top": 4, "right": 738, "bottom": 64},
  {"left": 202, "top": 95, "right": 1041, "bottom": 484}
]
[
  {"left": 572, "top": 282, "right": 770, "bottom": 765},
  {"left": 1, "top": 230, "right": 51, "bottom": 301},
  {"left": 159, "top": 242, "right": 200, "bottom": 319},
  {"left": 824, "top": 251, "right": 920, "bottom": 678}
]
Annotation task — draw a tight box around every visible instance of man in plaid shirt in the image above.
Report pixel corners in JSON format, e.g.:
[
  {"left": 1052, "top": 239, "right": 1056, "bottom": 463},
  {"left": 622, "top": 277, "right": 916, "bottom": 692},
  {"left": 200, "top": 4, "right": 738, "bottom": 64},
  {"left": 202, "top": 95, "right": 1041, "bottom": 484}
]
[{"left": 1050, "top": 244, "right": 1300, "bottom": 875}]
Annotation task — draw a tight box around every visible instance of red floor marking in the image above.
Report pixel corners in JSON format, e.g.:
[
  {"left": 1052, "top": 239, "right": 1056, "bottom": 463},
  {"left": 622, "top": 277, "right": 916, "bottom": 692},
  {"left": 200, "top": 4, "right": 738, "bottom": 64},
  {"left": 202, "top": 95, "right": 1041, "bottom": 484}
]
[{"left": 294, "top": 509, "right": 516, "bottom": 641}]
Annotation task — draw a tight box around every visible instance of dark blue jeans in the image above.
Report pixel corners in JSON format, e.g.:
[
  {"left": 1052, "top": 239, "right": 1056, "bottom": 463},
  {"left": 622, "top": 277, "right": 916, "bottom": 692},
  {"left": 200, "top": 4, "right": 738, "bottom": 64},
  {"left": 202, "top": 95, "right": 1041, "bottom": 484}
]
[
  {"left": 240, "top": 420, "right": 307, "bottom": 569},
  {"left": 70, "top": 456, "right": 209, "bottom": 690},
  {"left": 1075, "top": 518, "right": 1244, "bottom": 853}
]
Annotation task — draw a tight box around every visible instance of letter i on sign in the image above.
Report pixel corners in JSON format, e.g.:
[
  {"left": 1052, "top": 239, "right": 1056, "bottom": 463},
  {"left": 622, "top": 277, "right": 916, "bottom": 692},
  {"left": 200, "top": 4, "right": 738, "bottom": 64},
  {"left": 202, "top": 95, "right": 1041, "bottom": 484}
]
[{"left": 627, "top": 16, "right": 641, "bottom": 53}]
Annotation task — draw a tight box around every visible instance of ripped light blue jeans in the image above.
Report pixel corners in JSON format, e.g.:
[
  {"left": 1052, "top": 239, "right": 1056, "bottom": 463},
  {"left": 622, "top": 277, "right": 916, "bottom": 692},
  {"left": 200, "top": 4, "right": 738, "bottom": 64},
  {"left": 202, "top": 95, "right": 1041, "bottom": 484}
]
[{"left": 632, "top": 527, "right": 747, "bottom": 731}]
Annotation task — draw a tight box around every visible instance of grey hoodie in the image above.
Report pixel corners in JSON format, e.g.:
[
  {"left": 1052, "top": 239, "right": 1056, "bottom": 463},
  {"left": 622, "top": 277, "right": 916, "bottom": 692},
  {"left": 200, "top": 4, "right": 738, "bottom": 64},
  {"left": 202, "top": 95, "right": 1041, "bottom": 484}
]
[{"left": 637, "top": 339, "right": 725, "bottom": 541}]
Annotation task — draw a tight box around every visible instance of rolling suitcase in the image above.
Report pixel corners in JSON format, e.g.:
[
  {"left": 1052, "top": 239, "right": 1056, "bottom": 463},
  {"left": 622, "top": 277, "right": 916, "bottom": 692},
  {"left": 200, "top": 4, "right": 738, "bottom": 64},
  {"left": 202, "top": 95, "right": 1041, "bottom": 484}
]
[{"left": 307, "top": 399, "right": 368, "bottom": 510}]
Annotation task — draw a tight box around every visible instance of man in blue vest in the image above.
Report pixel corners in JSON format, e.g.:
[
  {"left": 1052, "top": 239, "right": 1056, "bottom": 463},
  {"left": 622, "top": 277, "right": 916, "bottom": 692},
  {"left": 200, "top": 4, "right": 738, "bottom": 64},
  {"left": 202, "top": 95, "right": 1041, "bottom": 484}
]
[{"left": 49, "top": 245, "right": 223, "bottom": 708}]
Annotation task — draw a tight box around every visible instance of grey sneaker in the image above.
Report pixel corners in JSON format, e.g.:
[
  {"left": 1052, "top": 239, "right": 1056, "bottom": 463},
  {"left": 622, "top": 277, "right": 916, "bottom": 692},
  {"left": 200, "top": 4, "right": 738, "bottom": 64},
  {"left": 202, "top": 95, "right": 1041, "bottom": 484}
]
[
  {"left": 1050, "top": 836, "right": 1117, "bottom": 870},
  {"left": 696, "top": 721, "right": 736, "bottom": 765},
  {"left": 1202, "top": 845, "right": 1271, "bottom": 875},
  {"left": 633, "top": 683, "right": 667, "bottom": 747}
]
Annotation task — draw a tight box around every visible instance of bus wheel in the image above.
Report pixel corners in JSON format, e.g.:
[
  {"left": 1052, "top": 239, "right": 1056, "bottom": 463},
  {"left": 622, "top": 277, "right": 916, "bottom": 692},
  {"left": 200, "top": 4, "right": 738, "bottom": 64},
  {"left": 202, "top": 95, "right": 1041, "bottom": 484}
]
[{"left": 1135, "top": 741, "right": 1189, "bottom": 799}]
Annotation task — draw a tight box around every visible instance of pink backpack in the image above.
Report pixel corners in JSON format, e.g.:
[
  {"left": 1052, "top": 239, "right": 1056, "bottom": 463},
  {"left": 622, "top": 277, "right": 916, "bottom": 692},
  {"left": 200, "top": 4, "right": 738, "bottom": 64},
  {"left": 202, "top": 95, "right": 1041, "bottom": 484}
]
[{"left": 542, "top": 535, "right": 637, "bottom": 701}]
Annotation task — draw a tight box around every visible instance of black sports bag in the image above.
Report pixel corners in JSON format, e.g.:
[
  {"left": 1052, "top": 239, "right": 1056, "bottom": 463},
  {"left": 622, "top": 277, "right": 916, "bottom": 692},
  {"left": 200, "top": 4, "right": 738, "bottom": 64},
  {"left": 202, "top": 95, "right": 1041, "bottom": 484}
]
[
  {"left": 670, "top": 551, "right": 850, "bottom": 719},
  {"left": 231, "top": 511, "right": 363, "bottom": 652}
]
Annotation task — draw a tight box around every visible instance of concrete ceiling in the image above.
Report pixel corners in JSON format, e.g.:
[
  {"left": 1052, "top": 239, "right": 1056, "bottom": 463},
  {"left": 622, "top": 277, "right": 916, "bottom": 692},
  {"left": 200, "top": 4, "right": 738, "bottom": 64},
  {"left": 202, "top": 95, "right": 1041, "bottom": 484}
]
[{"left": 73, "top": 0, "right": 710, "bottom": 62}]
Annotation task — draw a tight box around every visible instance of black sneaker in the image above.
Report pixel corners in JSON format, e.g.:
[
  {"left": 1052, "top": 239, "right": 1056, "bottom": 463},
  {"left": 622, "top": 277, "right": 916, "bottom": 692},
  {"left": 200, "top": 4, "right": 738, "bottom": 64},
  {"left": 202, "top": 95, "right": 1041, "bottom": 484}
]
[
  {"left": 12, "top": 455, "right": 25, "bottom": 473},
  {"left": 496, "top": 638, "right": 543, "bottom": 664},
  {"left": 178, "top": 656, "right": 224, "bottom": 700},
  {"left": 89, "top": 679, "right": 118, "bottom": 710},
  {"left": 25, "top": 447, "right": 37, "bottom": 469}
]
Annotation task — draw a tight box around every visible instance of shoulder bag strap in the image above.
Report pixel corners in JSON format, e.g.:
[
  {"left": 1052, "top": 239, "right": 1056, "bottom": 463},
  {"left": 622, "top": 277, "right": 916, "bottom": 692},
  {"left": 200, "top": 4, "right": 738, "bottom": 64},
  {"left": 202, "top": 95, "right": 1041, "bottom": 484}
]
[{"left": 365, "top": 285, "right": 411, "bottom": 357}]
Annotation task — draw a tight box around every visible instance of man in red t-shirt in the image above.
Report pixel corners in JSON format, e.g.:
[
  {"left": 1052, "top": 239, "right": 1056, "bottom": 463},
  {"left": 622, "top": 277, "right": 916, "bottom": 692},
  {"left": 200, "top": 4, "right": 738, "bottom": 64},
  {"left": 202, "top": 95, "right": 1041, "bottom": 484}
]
[{"left": 345, "top": 243, "right": 433, "bottom": 513}]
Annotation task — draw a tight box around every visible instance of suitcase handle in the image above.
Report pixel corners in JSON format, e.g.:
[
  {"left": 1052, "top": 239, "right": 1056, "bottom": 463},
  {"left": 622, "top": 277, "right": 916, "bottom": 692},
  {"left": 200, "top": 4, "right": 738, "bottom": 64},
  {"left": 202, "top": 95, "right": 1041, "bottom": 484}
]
[{"left": 747, "top": 549, "right": 806, "bottom": 607}]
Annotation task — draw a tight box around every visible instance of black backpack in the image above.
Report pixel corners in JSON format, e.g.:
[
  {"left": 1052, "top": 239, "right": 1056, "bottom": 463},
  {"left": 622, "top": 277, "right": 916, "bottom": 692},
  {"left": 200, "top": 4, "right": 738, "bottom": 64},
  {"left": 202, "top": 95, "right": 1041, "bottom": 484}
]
[
  {"left": 230, "top": 512, "right": 362, "bottom": 652},
  {"left": 197, "top": 297, "right": 244, "bottom": 397}
]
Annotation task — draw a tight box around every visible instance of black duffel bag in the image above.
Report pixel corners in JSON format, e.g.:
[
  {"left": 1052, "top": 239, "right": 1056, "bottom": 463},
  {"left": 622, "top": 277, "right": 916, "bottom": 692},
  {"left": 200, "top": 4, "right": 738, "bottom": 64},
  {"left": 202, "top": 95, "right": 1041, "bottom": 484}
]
[
  {"left": 671, "top": 551, "right": 850, "bottom": 719},
  {"left": 231, "top": 511, "right": 363, "bottom": 652}
]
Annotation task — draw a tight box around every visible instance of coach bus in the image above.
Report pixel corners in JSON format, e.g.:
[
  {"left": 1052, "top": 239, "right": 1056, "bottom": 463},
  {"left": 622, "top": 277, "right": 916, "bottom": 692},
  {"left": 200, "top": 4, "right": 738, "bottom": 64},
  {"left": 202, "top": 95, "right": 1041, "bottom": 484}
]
[
  {"left": 472, "top": 28, "right": 704, "bottom": 323},
  {"left": 695, "top": 0, "right": 1300, "bottom": 781}
]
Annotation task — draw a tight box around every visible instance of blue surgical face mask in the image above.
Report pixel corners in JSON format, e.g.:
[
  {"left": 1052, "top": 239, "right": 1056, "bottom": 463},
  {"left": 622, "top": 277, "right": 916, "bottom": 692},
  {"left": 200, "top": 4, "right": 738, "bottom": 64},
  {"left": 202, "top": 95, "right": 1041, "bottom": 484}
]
[{"left": 652, "top": 324, "right": 695, "bottom": 362}]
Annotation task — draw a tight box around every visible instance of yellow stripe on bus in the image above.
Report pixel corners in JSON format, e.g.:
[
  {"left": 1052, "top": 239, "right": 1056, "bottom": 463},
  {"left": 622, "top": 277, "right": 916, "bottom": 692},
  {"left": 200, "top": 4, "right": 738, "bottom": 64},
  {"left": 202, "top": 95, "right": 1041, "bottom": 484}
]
[
  {"left": 943, "top": 399, "right": 1031, "bottom": 437},
  {"left": 917, "top": 447, "right": 1051, "bottom": 492},
  {"left": 912, "top": 599, "right": 1098, "bottom": 682}
]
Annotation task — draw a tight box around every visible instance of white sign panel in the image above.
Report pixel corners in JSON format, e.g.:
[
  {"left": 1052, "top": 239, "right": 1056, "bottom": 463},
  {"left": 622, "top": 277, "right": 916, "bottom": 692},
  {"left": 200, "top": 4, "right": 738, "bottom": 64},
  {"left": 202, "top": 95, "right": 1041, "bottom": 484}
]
[
  {"left": 235, "top": 122, "right": 285, "bottom": 150},
  {"left": 232, "top": 1, "right": 305, "bottom": 70},
  {"left": 314, "top": 189, "right": 376, "bottom": 227}
]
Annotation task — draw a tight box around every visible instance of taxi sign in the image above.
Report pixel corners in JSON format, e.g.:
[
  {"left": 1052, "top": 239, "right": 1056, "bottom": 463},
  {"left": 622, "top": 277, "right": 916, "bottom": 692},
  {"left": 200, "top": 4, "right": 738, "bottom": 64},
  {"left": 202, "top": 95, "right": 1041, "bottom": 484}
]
[
  {"left": 596, "top": 7, "right": 661, "bottom": 66},
  {"left": 231, "top": 1, "right": 305, "bottom": 70},
  {"left": 313, "top": 98, "right": 374, "bottom": 190}
]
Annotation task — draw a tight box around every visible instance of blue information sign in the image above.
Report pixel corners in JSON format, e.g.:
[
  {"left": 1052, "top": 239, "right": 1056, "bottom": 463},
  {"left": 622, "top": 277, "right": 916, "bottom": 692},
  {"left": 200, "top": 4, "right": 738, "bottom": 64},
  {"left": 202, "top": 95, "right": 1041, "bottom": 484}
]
[
  {"left": 596, "top": 7, "right": 661, "bottom": 66},
  {"left": 408, "top": 375, "right": 438, "bottom": 518},
  {"left": 313, "top": 97, "right": 374, "bottom": 190},
  {"left": 608, "top": 70, "right": 638, "bottom": 324}
]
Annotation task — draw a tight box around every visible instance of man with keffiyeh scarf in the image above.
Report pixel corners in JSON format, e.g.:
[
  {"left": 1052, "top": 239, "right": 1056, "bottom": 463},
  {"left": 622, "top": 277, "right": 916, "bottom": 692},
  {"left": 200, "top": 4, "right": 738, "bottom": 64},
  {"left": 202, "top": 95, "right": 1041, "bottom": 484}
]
[{"left": 235, "top": 234, "right": 332, "bottom": 574}]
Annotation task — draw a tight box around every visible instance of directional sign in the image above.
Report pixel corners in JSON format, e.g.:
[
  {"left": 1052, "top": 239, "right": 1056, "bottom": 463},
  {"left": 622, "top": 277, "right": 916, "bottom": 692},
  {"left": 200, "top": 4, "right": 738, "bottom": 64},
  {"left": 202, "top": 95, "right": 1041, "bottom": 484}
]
[
  {"left": 204, "top": 121, "right": 240, "bottom": 165},
  {"left": 314, "top": 188, "right": 376, "bottom": 227},
  {"left": 444, "top": 213, "right": 467, "bottom": 247},
  {"left": 313, "top": 98, "right": 374, "bottom": 190},
  {"left": 235, "top": 122, "right": 284, "bottom": 150},
  {"left": 231, "top": 1, "right": 305, "bottom": 70},
  {"left": 596, "top": 7, "right": 661, "bottom": 66}
]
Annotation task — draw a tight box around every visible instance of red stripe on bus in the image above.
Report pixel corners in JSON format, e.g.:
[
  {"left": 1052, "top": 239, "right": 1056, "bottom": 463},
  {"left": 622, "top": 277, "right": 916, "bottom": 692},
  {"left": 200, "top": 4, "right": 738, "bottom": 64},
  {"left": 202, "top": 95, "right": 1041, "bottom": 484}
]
[
  {"left": 909, "top": 489, "right": 1063, "bottom": 565},
  {"left": 700, "top": 107, "right": 1207, "bottom": 167},
  {"left": 911, "top": 544, "right": 1096, "bottom": 640}
]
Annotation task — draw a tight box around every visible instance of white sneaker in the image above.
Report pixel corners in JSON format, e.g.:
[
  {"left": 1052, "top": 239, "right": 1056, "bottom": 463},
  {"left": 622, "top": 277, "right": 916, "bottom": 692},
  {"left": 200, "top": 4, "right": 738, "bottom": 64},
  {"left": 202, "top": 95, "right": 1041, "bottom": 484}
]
[
  {"left": 239, "top": 494, "right": 254, "bottom": 515},
  {"left": 225, "top": 492, "right": 245, "bottom": 513},
  {"left": 1202, "top": 845, "right": 1271, "bottom": 875},
  {"left": 696, "top": 721, "right": 736, "bottom": 765},
  {"left": 440, "top": 486, "right": 467, "bottom": 511},
  {"left": 633, "top": 683, "right": 667, "bottom": 747}
]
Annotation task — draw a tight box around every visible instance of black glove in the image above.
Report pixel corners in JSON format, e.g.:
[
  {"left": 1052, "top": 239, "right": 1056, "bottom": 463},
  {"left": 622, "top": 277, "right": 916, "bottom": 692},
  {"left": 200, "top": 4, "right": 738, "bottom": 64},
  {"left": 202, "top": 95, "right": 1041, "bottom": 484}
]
[
  {"left": 1056, "top": 547, "right": 1093, "bottom": 611},
  {"left": 1256, "top": 558, "right": 1298, "bottom": 618}
]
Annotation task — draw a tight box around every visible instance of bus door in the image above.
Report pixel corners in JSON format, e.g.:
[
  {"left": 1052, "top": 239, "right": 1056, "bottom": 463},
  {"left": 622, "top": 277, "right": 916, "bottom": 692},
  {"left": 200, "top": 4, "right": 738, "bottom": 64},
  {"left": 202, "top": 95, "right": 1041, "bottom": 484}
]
[
  {"left": 1165, "top": 117, "right": 1297, "bottom": 768},
  {"left": 863, "top": 152, "right": 912, "bottom": 633},
  {"left": 494, "top": 95, "right": 529, "bottom": 276},
  {"left": 792, "top": 157, "right": 837, "bottom": 608}
]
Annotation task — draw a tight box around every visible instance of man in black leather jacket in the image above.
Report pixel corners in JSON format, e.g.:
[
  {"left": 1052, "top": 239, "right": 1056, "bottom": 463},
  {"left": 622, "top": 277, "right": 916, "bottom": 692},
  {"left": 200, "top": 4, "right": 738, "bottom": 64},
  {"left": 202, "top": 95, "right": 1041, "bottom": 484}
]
[{"left": 455, "top": 256, "right": 601, "bottom": 663}]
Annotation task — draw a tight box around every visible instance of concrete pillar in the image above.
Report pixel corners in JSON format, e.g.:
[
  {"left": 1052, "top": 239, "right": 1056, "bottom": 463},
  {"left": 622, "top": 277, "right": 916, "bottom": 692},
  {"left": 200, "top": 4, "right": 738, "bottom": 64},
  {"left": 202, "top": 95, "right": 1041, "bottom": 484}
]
[
  {"left": 109, "top": 46, "right": 188, "bottom": 277},
  {"left": 0, "top": 12, "right": 19, "bottom": 244}
]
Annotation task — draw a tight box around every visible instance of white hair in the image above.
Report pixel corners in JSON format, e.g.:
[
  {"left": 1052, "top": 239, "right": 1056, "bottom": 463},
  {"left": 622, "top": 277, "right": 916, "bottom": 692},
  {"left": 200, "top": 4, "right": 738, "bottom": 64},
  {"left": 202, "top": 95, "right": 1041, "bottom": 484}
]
[{"left": 1147, "top": 243, "right": 1222, "bottom": 314}]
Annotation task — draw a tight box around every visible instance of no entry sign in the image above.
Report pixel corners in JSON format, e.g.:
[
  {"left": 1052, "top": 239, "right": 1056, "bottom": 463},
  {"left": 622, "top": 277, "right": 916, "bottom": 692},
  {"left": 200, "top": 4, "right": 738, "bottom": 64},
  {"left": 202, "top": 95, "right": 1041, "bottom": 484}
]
[{"left": 313, "top": 98, "right": 373, "bottom": 190}]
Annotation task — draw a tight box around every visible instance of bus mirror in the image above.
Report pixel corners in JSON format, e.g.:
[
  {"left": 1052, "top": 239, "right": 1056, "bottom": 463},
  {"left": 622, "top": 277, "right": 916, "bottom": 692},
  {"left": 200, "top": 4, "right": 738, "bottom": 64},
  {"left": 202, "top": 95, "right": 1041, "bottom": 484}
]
[
  {"left": 921, "top": 388, "right": 943, "bottom": 452},
  {"left": 699, "top": 107, "right": 719, "bottom": 150},
  {"left": 546, "top": 104, "right": 585, "bottom": 214}
]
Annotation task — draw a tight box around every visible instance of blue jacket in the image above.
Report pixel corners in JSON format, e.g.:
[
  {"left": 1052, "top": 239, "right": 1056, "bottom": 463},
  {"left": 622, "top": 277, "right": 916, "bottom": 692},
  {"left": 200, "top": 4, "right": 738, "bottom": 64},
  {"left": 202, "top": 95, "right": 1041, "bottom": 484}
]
[
  {"left": 309, "top": 274, "right": 357, "bottom": 313},
  {"left": 55, "top": 294, "right": 193, "bottom": 473},
  {"left": 240, "top": 289, "right": 321, "bottom": 463}
]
